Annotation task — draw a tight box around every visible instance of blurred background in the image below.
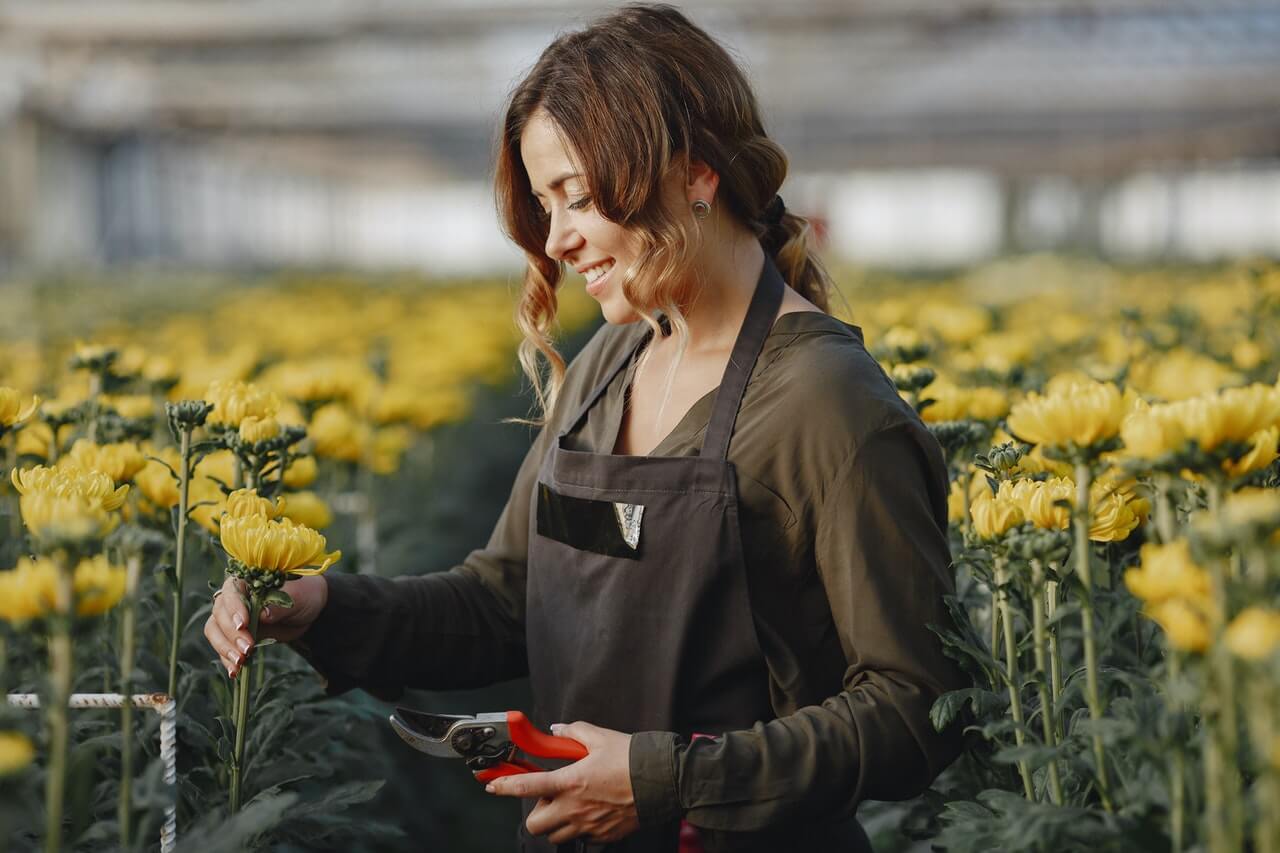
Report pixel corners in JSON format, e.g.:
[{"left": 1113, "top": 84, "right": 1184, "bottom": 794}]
[
  {"left": 1, "top": 0, "right": 1278, "bottom": 276},
  {"left": 1, "top": 2, "right": 1278, "bottom": 851}
]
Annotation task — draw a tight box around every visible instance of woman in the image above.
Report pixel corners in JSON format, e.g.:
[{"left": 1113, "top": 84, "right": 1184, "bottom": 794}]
[{"left": 204, "top": 5, "right": 968, "bottom": 850}]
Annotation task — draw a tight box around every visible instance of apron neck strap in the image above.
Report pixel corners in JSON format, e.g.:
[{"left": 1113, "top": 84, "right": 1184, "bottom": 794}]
[
  {"left": 557, "top": 255, "right": 787, "bottom": 454},
  {"left": 700, "top": 255, "right": 785, "bottom": 460}
]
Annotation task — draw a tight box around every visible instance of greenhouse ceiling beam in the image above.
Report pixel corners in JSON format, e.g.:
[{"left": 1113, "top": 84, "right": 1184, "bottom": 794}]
[{"left": 0, "top": 0, "right": 1269, "bottom": 45}]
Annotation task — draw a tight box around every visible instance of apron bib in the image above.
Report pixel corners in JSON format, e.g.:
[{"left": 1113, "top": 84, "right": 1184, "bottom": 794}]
[{"left": 520, "top": 257, "right": 785, "bottom": 852}]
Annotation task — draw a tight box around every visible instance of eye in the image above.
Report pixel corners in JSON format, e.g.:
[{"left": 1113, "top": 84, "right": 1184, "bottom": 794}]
[{"left": 568, "top": 196, "right": 593, "bottom": 212}]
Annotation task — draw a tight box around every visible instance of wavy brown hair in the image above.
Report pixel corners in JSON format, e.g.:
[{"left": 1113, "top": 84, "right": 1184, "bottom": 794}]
[{"left": 495, "top": 2, "right": 832, "bottom": 425}]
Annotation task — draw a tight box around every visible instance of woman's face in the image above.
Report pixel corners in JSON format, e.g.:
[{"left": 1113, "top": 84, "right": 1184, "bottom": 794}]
[{"left": 520, "top": 109, "right": 647, "bottom": 325}]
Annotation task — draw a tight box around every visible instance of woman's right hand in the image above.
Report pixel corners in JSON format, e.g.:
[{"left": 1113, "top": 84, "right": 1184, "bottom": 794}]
[{"left": 203, "top": 575, "right": 329, "bottom": 678}]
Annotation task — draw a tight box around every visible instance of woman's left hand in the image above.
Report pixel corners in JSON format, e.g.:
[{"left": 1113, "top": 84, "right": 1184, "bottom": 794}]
[{"left": 485, "top": 721, "right": 640, "bottom": 844}]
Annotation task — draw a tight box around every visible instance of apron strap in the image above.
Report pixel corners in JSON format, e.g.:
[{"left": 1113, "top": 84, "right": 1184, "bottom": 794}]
[
  {"left": 700, "top": 255, "right": 786, "bottom": 460},
  {"left": 558, "top": 320, "right": 653, "bottom": 440},
  {"left": 558, "top": 255, "right": 786, "bottom": 454}
]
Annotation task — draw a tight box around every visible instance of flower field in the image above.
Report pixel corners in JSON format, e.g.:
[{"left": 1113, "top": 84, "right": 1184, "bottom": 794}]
[{"left": 1, "top": 257, "right": 1278, "bottom": 851}]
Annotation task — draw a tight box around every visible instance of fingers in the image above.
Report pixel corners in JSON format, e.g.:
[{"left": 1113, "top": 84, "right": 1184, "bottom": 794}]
[
  {"left": 203, "top": 614, "right": 244, "bottom": 678},
  {"left": 207, "top": 578, "right": 251, "bottom": 678},
  {"left": 486, "top": 768, "right": 570, "bottom": 799},
  {"left": 526, "top": 797, "right": 573, "bottom": 843},
  {"left": 551, "top": 721, "right": 599, "bottom": 748}
]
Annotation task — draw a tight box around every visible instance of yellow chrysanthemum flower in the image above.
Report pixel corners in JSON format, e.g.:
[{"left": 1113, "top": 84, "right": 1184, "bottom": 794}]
[
  {"left": 239, "top": 415, "right": 282, "bottom": 444},
  {"left": 195, "top": 449, "right": 237, "bottom": 487},
  {"left": 15, "top": 421, "right": 55, "bottom": 460},
  {"left": 1147, "top": 599, "right": 1211, "bottom": 653},
  {"left": 223, "top": 488, "right": 285, "bottom": 521},
  {"left": 1006, "top": 380, "right": 1131, "bottom": 450},
  {"left": 259, "top": 358, "right": 377, "bottom": 405},
  {"left": 1223, "top": 425, "right": 1279, "bottom": 478},
  {"left": 134, "top": 447, "right": 182, "bottom": 510},
  {"left": 0, "top": 555, "right": 127, "bottom": 622},
  {"left": 309, "top": 403, "right": 367, "bottom": 462},
  {"left": 101, "top": 394, "right": 155, "bottom": 420},
  {"left": 73, "top": 554, "right": 129, "bottom": 616},
  {"left": 0, "top": 732, "right": 35, "bottom": 776},
  {"left": 219, "top": 515, "right": 341, "bottom": 576},
  {"left": 1127, "top": 348, "right": 1243, "bottom": 401},
  {"left": 970, "top": 487, "right": 1025, "bottom": 540},
  {"left": 1025, "top": 477, "right": 1075, "bottom": 531},
  {"left": 1120, "top": 403, "right": 1188, "bottom": 459},
  {"left": 188, "top": 477, "right": 228, "bottom": 534},
  {"left": 10, "top": 465, "right": 129, "bottom": 543},
  {"left": 918, "top": 379, "right": 1010, "bottom": 423},
  {"left": 370, "top": 426, "right": 412, "bottom": 476},
  {"left": 11, "top": 465, "right": 129, "bottom": 509},
  {"left": 1124, "top": 540, "right": 1211, "bottom": 605},
  {"left": 61, "top": 439, "right": 148, "bottom": 484},
  {"left": 280, "top": 490, "right": 332, "bottom": 530},
  {"left": 18, "top": 493, "right": 120, "bottom": 542},
  {"left": 205, "top": 379, "right": 281, "bottom": 428},
  {"left": 0, "top": 387, "right": 40, "bottom": 430},
  {"left": 1224, "top": 607, "right": 1280, "bottom": 661},
  {"left": 282, "top": 455, "right": 318, "bottom": 489}
]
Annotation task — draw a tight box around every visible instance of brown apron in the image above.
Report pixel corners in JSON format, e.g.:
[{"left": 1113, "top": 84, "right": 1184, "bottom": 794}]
[{"left": 521, "top": 257, "right": 815, "bottom": 852}]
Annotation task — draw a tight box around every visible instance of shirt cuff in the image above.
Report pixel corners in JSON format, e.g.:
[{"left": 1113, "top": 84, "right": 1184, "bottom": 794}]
[{"left": 629, "top": 730, "right": 684, "bottom": 826}]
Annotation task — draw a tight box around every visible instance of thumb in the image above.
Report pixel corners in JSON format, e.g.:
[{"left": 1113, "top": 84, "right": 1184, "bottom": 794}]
[{"left": 551, "top": 720, "right": 602, "bottom": 747}]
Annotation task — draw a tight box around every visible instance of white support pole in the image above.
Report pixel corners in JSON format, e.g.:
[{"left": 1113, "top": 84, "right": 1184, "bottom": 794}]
[{"left": 7, "top": 692, "right": 177, "bottom": 853}]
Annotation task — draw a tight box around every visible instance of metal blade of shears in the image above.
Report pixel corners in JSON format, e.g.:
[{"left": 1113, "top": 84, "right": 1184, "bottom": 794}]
[{"left": 388, "top": 708, "right": 472, "bottom": 757}]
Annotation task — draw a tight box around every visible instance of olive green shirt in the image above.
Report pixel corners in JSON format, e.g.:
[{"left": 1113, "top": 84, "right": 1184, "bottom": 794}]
[{"left": 291, "top": 310, "right": 968, "bottom": 835}]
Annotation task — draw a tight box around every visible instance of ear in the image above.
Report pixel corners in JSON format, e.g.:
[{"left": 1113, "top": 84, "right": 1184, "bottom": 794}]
[{"left": 685, "top": 159, "right": 720, "bottom": 206}]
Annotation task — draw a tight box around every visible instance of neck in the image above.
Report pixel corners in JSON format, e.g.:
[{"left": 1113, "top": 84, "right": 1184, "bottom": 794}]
[{"left": 662, "top": 233, "right": 766, "bottom": 356}]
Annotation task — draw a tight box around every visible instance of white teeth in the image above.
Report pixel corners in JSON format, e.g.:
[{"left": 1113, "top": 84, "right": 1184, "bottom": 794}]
[{"left": 583, "top": 261, "right": 614, "bottom": 283}]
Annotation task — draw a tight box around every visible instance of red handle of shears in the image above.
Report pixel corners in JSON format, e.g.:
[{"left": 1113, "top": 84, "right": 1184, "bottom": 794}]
[{"left": 473, "top": 711, "right": 589, "bottom": 783}]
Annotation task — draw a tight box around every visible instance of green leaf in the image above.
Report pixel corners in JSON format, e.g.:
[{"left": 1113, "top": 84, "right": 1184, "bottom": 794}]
[
  {"left": 931, "top": 687, "right": 1006, "bottom": 731},
  {"left": 262, "top": 589, "right": 294, "bottom": 609}
]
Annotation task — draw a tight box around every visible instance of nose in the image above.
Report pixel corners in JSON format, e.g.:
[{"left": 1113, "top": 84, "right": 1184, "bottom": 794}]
[{"left": 544, "top": 207, "right": 583, "bottom": 262}]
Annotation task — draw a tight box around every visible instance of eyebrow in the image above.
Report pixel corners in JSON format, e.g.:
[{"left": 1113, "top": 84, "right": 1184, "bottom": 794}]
[{"left": 531, "top": 172, "right": 582, "bottom": 197}]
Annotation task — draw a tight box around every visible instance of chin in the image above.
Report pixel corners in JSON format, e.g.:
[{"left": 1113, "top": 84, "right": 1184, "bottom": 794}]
[{"left": 597, "top": 294, "right": 642, "bottom": 326}]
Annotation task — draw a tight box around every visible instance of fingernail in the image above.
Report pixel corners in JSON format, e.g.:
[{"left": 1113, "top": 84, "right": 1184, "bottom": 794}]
[
  {"left": 234, "top": 614, "right": 244, "bottom": 630},
  {"left": 550, "top": 724, "right": 563, "bottom": 735},
  {"left": 262, "top": 606, "right": 272, "bottom": 621},
  {"left": 485, "top": 784, "right": 495, "bottom": 794},
  {"left": 236, "top": 638, "right": 251, "bottom": 655}
]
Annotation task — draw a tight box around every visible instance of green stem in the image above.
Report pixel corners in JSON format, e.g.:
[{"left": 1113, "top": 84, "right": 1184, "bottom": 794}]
[
  {"left": 1074, "top": 462, "right": 1112, "bottom": 811},
  {"left": 989, "top": 570, "right": 1002, "bottom": 691},
  {"left": 119, "top": 554, "right": 142, "bottom": 848},
  {"left": 168, "top": 429, "right": 192, "bottom": 701},
  {"left": 1030, "top": 560, "right": 1063, "bottom": 805},
  {"left": 45, "top": 563, "right": 75, "bottom": 853},
  {"left": 996, "top": 556, "right": 1035, "bottom": 800},
  {"left": 1045, "top": 577, "right": 1065, "bottom": 743},
  {"left": 1168, "top": 652, "right": 1185, "bottom": 853},
  {"left": 1244, "top": 675, "right": 1277, "bottom": 853},
  {"left": 1204, "top": 480, "right": 1243, "bottom": 853},
  {"left": 960, "top": 469, "right": 973, "bottom": 541},
  {"left": 86, "top": 374, "right": 102, "bottom": 444},
  {"left": 229, "top": 589, "right": 262, "bottom": 814},
  {"left": 1155, "top": 475, "right": 1176, "bottom": 544}
]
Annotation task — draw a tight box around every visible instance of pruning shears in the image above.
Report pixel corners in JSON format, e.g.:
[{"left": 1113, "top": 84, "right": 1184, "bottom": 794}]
[{"left": 389, "top": 707, "right": 589, "bottom": 784}]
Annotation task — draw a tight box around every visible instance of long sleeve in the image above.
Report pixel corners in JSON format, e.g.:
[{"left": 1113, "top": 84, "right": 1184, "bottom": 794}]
[
  {"left": 629, "top": 420, "right": 970, "bottom": 831},
  {"left": 288, "top": 420, "right": 554, "bottom": 701}
]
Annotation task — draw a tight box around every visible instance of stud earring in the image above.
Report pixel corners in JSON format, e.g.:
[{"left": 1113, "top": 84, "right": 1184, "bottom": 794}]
[{"left": 691, "top": 199, "right": 711, "bottom": 219}]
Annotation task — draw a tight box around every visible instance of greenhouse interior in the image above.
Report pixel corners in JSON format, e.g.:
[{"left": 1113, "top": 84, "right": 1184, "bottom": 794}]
[{"left": 1, "top": 0, "right": 1279, "bottom": 851}]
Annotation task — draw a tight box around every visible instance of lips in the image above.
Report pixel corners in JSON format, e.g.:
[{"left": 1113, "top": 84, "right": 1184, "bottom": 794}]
[{"left": 584, "top": 263, "right": 613, "bottom": 297}]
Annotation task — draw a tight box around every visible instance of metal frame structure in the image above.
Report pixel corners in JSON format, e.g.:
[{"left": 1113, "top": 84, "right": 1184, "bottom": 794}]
[{"left": 6, "top": 692, "right": 177, "bottom": 853}]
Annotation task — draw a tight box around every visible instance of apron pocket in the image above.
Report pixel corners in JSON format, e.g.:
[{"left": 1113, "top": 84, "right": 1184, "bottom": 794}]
[{"left": 536, "top": 483, "right": 645, "bottom": 559}]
